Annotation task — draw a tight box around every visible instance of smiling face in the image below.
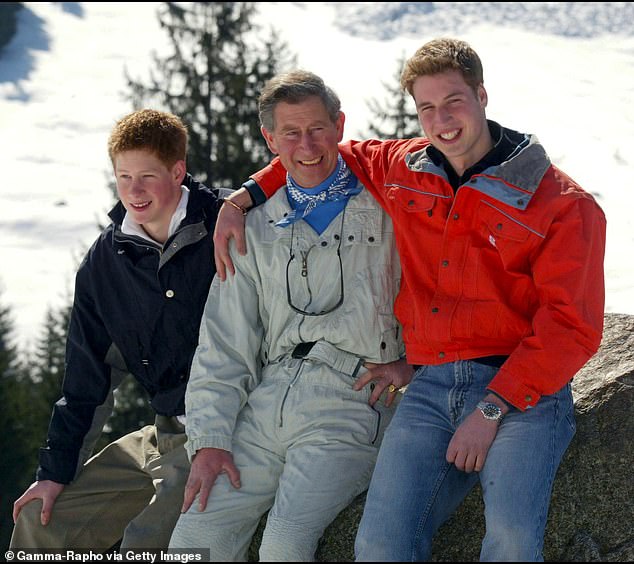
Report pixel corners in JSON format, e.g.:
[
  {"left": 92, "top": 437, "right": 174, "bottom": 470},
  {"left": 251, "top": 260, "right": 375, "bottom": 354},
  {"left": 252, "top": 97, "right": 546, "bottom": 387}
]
[
  {"left": 114, "top": 149, "right": 185, "bottom": 243},
  {"left": 260, "top": 95, "right": 345, "bottom": 188},
  {"left": 413, "top": 69, "right": 492, "bottom": 176}
]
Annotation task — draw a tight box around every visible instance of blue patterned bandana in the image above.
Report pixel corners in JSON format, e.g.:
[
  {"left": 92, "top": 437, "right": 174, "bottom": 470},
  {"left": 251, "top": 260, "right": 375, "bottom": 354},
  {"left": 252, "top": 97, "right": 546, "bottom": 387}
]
[{"left": 276, "top": 154, "right": 361, "bottom": 228}]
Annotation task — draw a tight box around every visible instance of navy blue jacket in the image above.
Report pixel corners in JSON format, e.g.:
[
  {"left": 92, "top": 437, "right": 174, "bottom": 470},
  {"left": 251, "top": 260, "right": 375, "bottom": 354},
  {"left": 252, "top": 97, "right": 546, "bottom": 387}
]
[{"left": 37, "top": 176, "right": 220, "bottom": 483}]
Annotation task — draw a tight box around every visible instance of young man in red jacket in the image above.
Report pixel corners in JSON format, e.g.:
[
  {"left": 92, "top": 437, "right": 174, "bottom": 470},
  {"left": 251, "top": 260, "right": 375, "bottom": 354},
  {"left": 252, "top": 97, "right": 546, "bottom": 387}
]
[{"left": 214, "top": 38, "right": 606, "bottom": 561}]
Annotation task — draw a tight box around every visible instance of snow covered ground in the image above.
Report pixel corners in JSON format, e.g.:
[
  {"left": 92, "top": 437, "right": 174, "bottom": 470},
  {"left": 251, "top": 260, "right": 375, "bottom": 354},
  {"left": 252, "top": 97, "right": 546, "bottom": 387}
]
[{"left": 1, "top": 2, "right": 633, "bottom": 352}]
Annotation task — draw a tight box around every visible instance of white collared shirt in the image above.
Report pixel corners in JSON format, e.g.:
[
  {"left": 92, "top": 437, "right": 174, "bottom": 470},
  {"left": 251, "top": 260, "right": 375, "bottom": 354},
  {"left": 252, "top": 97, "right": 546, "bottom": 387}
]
[{"left": 121, "top": 184, "right": 190, "bottom": 245}]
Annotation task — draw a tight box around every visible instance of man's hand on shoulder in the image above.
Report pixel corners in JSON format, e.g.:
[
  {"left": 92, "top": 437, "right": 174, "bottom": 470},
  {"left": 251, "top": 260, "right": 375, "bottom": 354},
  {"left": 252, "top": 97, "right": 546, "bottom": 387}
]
[{"left": 13, "top": 480, "right": 65, "bottom": 525}]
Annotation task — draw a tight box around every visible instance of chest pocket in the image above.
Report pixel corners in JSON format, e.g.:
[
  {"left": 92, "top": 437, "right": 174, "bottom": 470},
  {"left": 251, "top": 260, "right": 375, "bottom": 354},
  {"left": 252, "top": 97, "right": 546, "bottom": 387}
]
[
  {"left": 342, "top": 208, "right": 385, "bottom": 248},
  {"left": 387, "top": 184, "right": 438, "bottom": 216},
  {"left": 477, "top": 200, "right": 538, "bottom": 272},
  {"left": 479, "top": 201, "right": 531, "bottom": 241}
]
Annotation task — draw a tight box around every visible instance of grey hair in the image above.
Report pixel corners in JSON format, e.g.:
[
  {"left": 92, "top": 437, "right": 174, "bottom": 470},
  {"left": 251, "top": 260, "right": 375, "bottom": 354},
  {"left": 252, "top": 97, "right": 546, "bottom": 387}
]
[{"left": 259, "top": 70, "right": 341, "bottom": 131}]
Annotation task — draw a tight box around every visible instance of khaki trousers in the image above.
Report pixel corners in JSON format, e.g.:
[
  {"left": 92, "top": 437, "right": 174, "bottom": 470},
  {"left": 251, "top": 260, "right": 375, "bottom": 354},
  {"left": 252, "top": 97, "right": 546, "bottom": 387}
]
[{"left": 10, "top": 415, "right": 189, "bottom": 551}]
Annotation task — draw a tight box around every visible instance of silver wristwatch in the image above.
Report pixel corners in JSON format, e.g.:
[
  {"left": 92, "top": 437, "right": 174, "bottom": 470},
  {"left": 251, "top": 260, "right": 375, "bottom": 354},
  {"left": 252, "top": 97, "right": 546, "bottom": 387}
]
[{"left": 476, "top": 401, "right": 503, "bottom": 422}]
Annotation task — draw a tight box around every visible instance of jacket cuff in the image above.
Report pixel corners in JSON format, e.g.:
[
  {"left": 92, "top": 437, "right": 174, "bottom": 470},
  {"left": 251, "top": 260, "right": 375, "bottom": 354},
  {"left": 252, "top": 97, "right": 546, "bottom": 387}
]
[
  {"left": 36, "top": 447, "right": 76, "bottom": 484},
  {"left": 486, "top": 367, "right": 541, "bottom": 411},
  {"left": 242, "top": 179, "right": 267, "bottom": 208},
  {"left": 185, "top": 435, "right": 233, "bottom": 462}
]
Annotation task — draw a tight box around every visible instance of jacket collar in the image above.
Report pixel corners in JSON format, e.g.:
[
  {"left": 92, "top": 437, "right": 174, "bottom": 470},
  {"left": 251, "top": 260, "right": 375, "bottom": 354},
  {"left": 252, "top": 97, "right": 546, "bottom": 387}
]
[
  {"left": 108, "top": 173, "right": 217, "bottom": 227},
  {"left": 406, "top": 121, "right": 551, "bottom": 210}
]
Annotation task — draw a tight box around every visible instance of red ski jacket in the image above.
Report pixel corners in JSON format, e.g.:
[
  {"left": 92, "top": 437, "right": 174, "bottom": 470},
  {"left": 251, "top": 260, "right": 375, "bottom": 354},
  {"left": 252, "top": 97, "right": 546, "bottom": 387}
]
[{"left": 248, "top": 132, "right": 606, "bottom": 411}]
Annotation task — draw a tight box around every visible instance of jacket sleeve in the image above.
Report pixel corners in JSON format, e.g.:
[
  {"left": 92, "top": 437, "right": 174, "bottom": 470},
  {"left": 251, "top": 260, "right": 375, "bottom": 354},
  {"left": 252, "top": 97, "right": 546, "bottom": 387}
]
[
  {"left": 184, "top": 172, "right": 221, "bottom": 205},
  {"left": 36, "top": 263, "right": 115, "bottom": 484},
  {"left": 74, "top": 354, "right": 128, "bottom": 474},
  {"left": 337, "top": 140, "right": 400, "bottom": 210},
  {"left": 487, "top": 195, "right": 607, "bottom": 410},
  {"left": 184, "top": 239, "right": 263, "bottom": 460}
]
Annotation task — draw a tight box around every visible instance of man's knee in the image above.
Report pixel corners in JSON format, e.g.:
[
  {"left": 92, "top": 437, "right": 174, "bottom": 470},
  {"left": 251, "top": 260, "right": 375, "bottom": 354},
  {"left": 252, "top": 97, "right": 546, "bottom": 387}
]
[
  {"left": 259, "top": 516, "right": 320, "bottom": 562},
  {"left": 16, "top": 498, "right": 43, "bottom": 524},
  {"left": 10, "top": 499, "right": 47, "bottom": 549}
]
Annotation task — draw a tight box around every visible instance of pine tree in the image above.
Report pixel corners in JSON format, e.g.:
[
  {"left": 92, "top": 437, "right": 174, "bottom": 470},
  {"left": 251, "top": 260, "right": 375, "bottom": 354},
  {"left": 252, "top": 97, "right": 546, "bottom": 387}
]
[
  {"left": 21, "top": 303, "right": 74, "bottom": 476},
  {"left": 0, "top": 294, "right": 34, "bottom": 550},
  {"left": 363, "top": 53, "right": 420, "bottom": 140},
  {"left": 125, "top": 2, "right": 296, "bottom": 189},
  {"left": 30, "top": 305, "right": 70, "bottom": 393}
]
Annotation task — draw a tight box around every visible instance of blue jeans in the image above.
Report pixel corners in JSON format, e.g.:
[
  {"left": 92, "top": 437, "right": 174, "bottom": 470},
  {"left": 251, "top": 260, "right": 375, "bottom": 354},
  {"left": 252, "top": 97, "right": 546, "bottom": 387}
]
[{"left": 355, "top": 361, "right": 576, "bottom": 562}]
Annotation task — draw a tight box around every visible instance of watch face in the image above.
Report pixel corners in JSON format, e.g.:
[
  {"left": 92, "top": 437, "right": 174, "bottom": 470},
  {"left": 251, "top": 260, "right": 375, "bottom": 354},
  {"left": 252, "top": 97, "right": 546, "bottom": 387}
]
[{"left": 478, "top": 401, "right": 502, "bottom": 420}]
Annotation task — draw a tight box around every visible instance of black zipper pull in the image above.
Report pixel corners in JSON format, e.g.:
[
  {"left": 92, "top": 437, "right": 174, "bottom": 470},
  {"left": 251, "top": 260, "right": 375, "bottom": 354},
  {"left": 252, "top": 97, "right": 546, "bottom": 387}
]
[{"left": 300, "top": 251, "right": 308, "bottom": 277}]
